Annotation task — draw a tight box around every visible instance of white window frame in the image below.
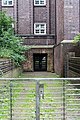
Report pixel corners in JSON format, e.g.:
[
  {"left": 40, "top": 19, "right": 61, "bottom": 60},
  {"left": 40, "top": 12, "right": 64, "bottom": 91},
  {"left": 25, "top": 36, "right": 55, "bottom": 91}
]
[
  {"left": 2, "top": 0, "right": 13, "bottom": 6},
  {"left": 34, "top": 0, "right": 46, "bottom": 6},
  {"left": 34, "top": 23, "right": 46, "bottom": 35}
]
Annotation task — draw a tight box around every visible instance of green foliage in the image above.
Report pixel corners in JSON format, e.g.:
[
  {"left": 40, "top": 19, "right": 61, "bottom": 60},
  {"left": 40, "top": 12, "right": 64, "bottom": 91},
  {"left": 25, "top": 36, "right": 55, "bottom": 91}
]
[
  {"left": 0, "top": 11, "right": 13, "bottom": 35},
  {"left": 0, "top": 12, "right": 29, "bottom": 66},
  {"left": 74, "top": 34, "right": 80, "bottom": 43}
]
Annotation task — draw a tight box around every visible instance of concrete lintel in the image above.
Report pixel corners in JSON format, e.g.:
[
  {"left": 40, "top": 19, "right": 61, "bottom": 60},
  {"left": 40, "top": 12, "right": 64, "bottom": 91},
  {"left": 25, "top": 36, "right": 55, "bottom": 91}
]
[
  {"left": 61, "top": 40, "right": 74, "bottom": 44},
  {"left": 25, "top": 45, "right": 54, "bottom": 49}
]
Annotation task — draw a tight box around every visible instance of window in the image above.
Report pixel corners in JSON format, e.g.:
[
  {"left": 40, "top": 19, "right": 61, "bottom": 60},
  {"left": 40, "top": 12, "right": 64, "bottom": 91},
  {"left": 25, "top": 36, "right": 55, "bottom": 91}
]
[
  {"left": 2, "top": 0, "right": 13, "bottom": 6},
  {"left": 34, "top": 0, "right": 46, "bottom": 6},
  {"left": 34, "top": 23, "right": 46, "bottom": 35}
]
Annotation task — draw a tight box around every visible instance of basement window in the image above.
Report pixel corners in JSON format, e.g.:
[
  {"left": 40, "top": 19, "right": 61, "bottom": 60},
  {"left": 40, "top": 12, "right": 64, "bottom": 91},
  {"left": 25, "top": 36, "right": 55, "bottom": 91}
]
[
  {"left": 34, "top": 0, "right": 46, "bottom": 6},
  {"left": 2, "top": 0, "right": 13, "bottom": 6},
  {"left": 34, "top": 23, "right": 46, "bottom": 35}
]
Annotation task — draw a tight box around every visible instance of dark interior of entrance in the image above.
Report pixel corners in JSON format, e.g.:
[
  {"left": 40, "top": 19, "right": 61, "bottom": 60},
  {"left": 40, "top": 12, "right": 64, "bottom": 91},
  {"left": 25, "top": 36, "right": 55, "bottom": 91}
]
[{"left": 33, "top": 53, "right": 47, "bottom": 71}]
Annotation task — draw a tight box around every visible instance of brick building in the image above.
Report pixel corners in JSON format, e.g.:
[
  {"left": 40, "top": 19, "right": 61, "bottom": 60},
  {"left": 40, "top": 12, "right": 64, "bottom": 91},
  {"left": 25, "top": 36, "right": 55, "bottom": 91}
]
[
  {"left": 54, "top": 0, "right": 80, "bottom": 76},
  {"left": 0, "top": 0, "right": 79, "bottom": 74}
]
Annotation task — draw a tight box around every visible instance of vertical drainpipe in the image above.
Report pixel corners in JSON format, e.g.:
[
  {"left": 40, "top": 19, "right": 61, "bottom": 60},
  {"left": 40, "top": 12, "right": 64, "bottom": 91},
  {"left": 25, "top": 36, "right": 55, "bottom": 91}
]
[
  {"left": 55, "top": 0, "right": 57, "bottom": 45},
  {"left": 53, "top": 0, "right": 57, "bottom": 72}
]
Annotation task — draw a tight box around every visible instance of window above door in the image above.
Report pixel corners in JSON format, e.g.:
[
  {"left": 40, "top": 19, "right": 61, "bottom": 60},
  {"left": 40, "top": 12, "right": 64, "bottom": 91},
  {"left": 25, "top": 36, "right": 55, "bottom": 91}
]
[
  {"left": 34, "top": 23, "right": 46, "bottom": 35},
  {"left": 2, "top": 0, "right": 13, "bottom": 6},
  {"left": 34, "top": 0, "right": 46, "bottom": 6}
]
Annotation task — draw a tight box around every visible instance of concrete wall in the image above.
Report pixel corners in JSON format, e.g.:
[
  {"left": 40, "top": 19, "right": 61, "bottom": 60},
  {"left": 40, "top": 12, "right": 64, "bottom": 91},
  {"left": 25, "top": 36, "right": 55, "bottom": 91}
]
[{"left": 2, "top": 68, "right": 21, "bottom": 78}]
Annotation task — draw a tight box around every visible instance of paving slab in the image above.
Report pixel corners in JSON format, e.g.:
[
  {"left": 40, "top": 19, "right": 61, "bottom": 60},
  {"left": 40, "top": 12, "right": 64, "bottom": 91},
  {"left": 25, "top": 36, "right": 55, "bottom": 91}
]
[{"left": 20, "top": 72, "right": 59, "bottom": 78}]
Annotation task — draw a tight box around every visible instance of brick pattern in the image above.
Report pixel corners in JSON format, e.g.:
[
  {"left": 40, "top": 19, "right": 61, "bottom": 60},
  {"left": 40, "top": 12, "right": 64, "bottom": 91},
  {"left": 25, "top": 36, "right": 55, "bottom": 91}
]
[
  {"left": 54, "top": 44, "right": 63, "bottom": 76},
  {"left": 56, "top": 0, "right": 64, "bottom": 44},
  {"left": 1, "top": 0, "right": 55, "bottom": 36},
  {"left": 2, "top": 0, "right": 79, "bottom": 73},
  {"left": 23, "top": 37, "right": 55, "bottom": 45},
  {"left": 2, "top": 7, "right": 14, "bottom": 18},
  {"left": 1, "top": 0, "right": 80, "bottom": 40},
  {"left": 1, "top": 0, "right": 62, "bottom": 41},
  {"left": 0, "top": 0, "right": 1, "bottom": 10},
  {"left": 50, "top": 0, "right": 56, "bottom": 34},
  {"left": 17, "top": 0, "right": 31, "bottom": 34},
  {"left": 34, "top": 7, "right": 47, "bottom": 22},
  {"left": 22, "top": 48, "right": 53, "bottom": 72},
  {"left": 64, "top": 0, "right": 79, "bottom": 40}
]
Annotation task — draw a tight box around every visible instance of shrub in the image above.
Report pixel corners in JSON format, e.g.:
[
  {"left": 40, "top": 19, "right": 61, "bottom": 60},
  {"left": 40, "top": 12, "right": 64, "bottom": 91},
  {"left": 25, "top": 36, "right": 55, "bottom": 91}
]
[
  {"left": 0, "top": 12, "right": 29, "bottom": 66},
  {"left": 74, "top": 34, "right": 80, "bottom": 43}
]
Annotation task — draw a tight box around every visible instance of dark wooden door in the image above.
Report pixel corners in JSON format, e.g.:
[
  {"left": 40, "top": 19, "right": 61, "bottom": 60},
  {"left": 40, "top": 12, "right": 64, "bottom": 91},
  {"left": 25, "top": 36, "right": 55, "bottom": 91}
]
[{"left": 33, "top": 54, "right": 47, "bottom": 71}]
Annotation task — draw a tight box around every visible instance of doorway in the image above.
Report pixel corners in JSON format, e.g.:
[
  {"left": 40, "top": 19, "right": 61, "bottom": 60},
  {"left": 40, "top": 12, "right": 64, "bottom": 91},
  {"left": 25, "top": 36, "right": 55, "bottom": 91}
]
[{"left": 33, "top": 54, "right": 47, "bottom": 71}]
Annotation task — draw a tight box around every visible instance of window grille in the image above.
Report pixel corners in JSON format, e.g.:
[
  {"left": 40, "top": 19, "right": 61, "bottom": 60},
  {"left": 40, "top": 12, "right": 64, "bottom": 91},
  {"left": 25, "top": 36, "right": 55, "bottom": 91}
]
[
  {"left": 2, "top": 0, "right": 13, "bottom": 6},
  {"left": 34, "top": 23, "right": 46, "bottom": 35},
  {"left": 34, "top": 0, "right": 46, "bottom": 6}
]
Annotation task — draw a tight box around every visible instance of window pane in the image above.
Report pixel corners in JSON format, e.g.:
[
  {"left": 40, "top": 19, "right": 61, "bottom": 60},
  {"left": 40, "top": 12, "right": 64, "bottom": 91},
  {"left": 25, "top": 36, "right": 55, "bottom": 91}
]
[
  {"left": 40, "top": 0, "right": 44, "bottom": 4},
  {"left": 41, "top": 30, "right": 45, "bottom": 33},
  {"left": 34, "top": 0, "right": 46, "bottom": 5},
  {"left": 8, "top": 0, "right": 12, "bottom": 5},
  {"left": 36, "top": 24, "right": 40, "bottom": 28},
  {"left": 35, "top": 0, "right": 39, "bottom": 4},
  {"left": 36, "top": 30, "right": 39, "bottom": 33},
  {"left": 34, "top": 23, "right": 46, "bottom": 34},
  {"left": 41, "top": 24, "right": 45, "bottom": 28},
  {"left": 3, "top": 0, "right": 7, "bottom": 5}
]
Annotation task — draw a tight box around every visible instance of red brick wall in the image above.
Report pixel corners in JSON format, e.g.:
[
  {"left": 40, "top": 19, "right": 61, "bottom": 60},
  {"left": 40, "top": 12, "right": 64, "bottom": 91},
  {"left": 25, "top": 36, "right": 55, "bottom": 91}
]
[
  {"left": 56, "top": 0, "right": 64, "bottom": 44},
  {"left": 64, "top": 0, "right": 79, "bottom": 40},
  {"left": 1, "top": 0, "right": 56, "bottom": 36},
  {"left": 54, "top": 44, "right": 63, "bottom": 76},
  {"left": 22, "top": 48, "right": 53, "bottom": 72},
  {"left": 0, "top": 0, "right": 1, "bottom": 10},
  {"left": 54, "top": 0, "right": 64, "bottom": 76}
]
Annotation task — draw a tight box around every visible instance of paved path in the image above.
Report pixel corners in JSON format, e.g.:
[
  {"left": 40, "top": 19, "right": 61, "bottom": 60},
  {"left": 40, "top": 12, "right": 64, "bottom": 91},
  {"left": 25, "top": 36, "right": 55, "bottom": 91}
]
[{"left": 20, "top": 72, "right": 59, "bottom": 78}]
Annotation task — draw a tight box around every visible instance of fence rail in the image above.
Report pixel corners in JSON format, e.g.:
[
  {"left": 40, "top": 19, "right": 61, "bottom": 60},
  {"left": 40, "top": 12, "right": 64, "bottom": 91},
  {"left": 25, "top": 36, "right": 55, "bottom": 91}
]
[
  {"left": 0, "top": 78, "right": 80, "bottom": 120},
  {"left": 65, "top": 57, "right": 80, "bottom": 77}
]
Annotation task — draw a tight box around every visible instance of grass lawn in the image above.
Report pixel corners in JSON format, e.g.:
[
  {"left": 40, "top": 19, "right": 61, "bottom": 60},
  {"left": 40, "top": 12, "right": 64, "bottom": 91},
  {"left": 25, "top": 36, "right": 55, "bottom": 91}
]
[{"left": 0, "top": 72, "right": 80, "bottom": 120}]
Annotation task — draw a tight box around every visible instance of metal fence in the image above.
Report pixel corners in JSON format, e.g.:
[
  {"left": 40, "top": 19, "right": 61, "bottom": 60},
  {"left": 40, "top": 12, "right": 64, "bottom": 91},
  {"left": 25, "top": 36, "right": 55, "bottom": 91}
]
[
  {"left": 65, "top": 57, "right": 80, "bottom": 77},
  {"left": 0, "top": 78, "right": 80, "bottom": 120}
]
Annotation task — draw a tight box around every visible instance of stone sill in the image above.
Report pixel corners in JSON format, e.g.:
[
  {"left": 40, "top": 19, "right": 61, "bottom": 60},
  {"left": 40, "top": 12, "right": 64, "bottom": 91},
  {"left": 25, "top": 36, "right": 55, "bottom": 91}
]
[
  {"left": 16, "top": 34, "right": 55, "bottom": 39},
  {"left": 25, "top": 45, "right": 54, "bottom": 48}
]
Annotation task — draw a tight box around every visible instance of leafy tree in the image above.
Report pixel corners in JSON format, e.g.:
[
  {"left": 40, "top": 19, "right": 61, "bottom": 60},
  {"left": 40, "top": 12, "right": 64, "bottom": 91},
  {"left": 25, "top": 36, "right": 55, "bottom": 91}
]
[
  {"left": 0, "top": 11, "right": 13, "bottom": 35},
  {"left": 0, "top": 12, "right": 29, "bottom": 66}
]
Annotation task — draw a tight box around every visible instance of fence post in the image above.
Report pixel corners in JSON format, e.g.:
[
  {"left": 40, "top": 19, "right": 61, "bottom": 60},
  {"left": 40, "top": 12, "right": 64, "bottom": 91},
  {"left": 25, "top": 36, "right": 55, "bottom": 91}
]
[
  {"left": 63, "top": 79, "right": 66, "bottom": 120},
  {"left": 36, "top": 81, "right": 40, "bottom": 120},
  {"left": 64, "top": 54, "right": 69, "bottom": 78},
  {"left": 10, "top": 80, "right": 13, "bottom": 120}
]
